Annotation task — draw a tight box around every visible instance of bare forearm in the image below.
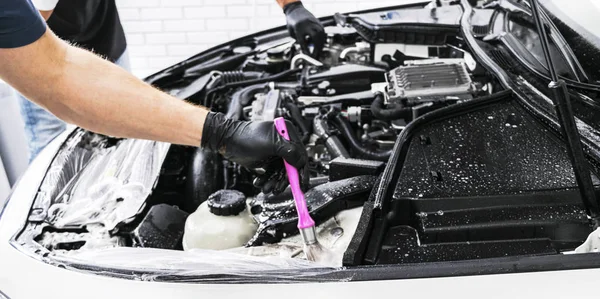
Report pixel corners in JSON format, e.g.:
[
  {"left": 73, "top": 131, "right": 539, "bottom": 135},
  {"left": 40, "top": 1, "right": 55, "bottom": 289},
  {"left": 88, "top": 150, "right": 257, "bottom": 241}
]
[
  {"left": 39, "top": 10, "right": 53, "bottom": 20},
  {"left": 50, "top": 46, "right": 207, "bottom": 146},
  {"left": 276, "top": 0, "right": 300, "bottom": 8},
  {"left": 0, "top": 30, "right": 207, "bottom": 147}
]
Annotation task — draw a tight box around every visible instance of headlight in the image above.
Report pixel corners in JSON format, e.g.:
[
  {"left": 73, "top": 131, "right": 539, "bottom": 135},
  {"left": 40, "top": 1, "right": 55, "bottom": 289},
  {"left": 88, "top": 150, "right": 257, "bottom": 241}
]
[
  {"left": 25, "top": 130, "right": 169, "bottom": 230},
  {"left": 11, "top": 129, "right": 170, "bottom": 252}
]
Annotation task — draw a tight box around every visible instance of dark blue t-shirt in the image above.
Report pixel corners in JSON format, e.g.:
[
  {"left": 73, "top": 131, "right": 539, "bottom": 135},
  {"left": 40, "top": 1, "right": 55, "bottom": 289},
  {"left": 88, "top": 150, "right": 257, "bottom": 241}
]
[{"left": 0, "top": 0, "right": 46, "bottom": 48}]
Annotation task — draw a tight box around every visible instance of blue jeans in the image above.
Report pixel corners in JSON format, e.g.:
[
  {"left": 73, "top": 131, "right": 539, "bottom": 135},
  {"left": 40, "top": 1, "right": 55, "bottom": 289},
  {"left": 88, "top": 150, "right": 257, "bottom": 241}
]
[{"left": 18, "top": 49, "right": 131, "bottom": 162}]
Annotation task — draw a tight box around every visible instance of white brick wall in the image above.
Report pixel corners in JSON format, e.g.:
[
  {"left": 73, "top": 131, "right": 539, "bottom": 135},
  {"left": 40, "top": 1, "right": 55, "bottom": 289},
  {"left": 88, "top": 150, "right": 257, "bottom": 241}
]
[{"left": 116, "top": 0, "right": 418, "bottom": 77}]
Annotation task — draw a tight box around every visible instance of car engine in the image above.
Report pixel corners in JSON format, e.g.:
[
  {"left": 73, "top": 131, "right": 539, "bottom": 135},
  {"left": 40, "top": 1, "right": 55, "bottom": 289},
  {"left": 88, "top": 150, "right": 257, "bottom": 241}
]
[{"left": 25, "top": 2, "right": 583, "bottom": 268}]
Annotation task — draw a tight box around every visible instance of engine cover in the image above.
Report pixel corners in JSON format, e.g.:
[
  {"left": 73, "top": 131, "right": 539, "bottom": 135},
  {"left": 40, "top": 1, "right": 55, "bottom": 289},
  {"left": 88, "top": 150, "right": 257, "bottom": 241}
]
[
  {"left": 349, "top": 6, "right": 462, "bottom": 45},
  {"left": 385, "top": 59, "right": 473, "bottom": 104}
]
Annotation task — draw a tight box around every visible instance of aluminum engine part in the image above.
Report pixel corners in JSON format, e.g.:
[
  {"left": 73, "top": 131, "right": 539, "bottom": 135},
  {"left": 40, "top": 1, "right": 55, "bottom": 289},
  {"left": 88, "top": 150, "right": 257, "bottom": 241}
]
[
  {"left": 250, "top": 89, "right": 281, "bottom": 121},
  {"left": 385, "top": 58, "right": 472, "bottom": 103}
]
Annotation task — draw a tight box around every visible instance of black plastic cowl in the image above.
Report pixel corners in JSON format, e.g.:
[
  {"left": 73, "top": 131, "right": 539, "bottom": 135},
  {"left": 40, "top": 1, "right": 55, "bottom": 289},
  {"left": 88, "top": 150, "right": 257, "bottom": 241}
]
[{"left": 207, "top": 190, "right": 247, "bottom": 216}]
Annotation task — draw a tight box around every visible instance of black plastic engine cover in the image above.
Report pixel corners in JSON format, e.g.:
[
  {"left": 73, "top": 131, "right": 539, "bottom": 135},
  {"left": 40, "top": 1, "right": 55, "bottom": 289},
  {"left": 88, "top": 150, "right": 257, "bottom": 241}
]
[
  {"left": 345, "top": 92, "right": 595, "bottom": 266},
  {"left": 329, "top": 158, "right": 386, "bottom": 181},
  {"left": 305, "top": 64, "right": 386, "bottom": 95},
  {"left": 349, "top": 5, "right": 462, "bottom": 45}
]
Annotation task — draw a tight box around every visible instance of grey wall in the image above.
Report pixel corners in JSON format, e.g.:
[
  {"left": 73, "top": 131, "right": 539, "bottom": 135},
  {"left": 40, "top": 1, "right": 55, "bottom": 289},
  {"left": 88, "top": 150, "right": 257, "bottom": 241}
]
[{"left": 0, "top": 81, "right": 29, "bottom": 205}]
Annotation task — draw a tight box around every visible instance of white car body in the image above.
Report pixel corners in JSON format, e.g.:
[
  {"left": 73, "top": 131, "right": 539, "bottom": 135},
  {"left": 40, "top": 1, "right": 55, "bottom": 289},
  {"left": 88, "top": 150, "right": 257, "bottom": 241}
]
[
  {"left": 1, "top": 133, "right": 599, "bottom": 298},
  {"left": 3, "top": 0, "right": 600, "bottom": 297}
]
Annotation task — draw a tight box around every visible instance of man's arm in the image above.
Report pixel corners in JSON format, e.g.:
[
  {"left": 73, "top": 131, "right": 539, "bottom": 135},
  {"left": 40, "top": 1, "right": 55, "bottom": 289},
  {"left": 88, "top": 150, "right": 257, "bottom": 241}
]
[
  {"left": 0, "top": 0, "right": 306, "bottom": 194},
  {"left": 0, "top": 29, "right": 207, "bottom": 147},
  {"left": 39, "top": 10, "right": 53, "bottom": 20}
]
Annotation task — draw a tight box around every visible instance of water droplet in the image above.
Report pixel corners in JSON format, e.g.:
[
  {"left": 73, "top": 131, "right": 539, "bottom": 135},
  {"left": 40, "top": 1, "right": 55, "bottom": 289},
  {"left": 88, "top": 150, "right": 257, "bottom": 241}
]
[
  {"left": 488, "top": 116, "right": 494, "bottom": 120},
  {"left": 505, "top": 123, "right": 511, "bottom": 127}
]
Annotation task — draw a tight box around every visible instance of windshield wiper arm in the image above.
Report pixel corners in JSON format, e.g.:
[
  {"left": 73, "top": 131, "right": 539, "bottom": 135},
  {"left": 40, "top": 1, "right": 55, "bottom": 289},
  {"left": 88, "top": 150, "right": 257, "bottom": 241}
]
[{"left": 530, "top": 0, "right": 600, "bottom": 227}]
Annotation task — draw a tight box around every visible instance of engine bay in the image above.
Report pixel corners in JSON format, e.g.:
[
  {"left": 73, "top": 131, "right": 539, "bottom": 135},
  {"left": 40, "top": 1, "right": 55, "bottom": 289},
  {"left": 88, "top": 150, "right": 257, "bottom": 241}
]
[{"left": 16, "top": 1, "right": 596, "bottom": 269}]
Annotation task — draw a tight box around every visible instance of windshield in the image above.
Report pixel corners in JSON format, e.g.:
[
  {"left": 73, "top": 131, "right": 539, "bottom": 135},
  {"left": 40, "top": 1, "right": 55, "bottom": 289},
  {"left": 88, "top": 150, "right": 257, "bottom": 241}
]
[
  {"left": 507, "top": 17, "right": 572, "bottom": 78},
  {"left": 540, "top": 0, "right": 600, "bottom": 83}
]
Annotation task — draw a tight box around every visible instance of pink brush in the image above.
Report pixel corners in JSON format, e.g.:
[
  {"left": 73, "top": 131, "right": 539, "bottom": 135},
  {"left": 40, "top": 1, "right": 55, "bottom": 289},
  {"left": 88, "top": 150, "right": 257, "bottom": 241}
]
[{"left": 274, "top": 117, "right": 319, "bottom": 247}]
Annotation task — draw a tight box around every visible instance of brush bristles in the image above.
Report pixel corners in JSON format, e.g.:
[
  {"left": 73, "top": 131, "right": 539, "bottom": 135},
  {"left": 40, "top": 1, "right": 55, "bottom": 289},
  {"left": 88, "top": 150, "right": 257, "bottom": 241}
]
[{"left": 303, "top": 242, "right": 340, "bottom": 267}]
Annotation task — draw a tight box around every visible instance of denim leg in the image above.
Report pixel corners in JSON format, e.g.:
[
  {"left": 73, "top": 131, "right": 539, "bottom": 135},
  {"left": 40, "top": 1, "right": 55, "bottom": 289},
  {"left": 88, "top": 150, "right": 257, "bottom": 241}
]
[{"left": 17, "top": 92, "right": 67, "bottom": 163}]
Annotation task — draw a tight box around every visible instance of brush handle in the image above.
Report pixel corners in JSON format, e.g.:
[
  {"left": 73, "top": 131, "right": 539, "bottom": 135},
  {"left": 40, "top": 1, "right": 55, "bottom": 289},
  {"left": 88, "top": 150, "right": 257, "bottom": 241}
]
[{"left": 274, "top": 117, "right": 315, "bottom": 230}]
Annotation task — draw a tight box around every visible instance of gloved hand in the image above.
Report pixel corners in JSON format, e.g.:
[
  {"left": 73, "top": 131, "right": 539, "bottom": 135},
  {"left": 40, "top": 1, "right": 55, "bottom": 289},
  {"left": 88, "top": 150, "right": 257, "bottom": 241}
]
[
  {"left": 283, "top": 1, "right": 326, "bottom": 58},
  {"left": 201, "top": 112, "right": 308, "bottom": 194}
]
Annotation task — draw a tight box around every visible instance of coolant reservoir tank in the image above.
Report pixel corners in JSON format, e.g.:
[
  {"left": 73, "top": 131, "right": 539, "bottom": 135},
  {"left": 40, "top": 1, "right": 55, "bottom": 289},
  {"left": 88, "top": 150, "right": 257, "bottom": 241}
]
[{"left": 183, "top": 190, "right": 258, "bottom": 251}]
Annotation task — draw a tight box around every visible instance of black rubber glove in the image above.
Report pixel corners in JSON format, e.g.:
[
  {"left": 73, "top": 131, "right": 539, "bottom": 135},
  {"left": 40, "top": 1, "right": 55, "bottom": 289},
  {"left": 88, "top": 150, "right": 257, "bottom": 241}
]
[
  {"left": 284, "top": 1, "right": 326, "bottom": 58},
  {"left": 201, "top": 112, "right": 308, "bottom": 194}
]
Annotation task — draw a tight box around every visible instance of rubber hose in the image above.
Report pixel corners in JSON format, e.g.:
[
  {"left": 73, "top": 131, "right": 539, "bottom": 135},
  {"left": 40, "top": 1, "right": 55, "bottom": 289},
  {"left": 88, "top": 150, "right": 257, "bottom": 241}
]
[
  {"left": 370, "top": 92, "right": 413, "bottom": 121},
  {"left": 225, "top": 84, "right": 268, "bottom": 120},
  {"left": 184, "top": 52, "right": 254, "bottom": 77},
  {"left": 333, "top": 114, "right": 392, "bottom": 161},
  {"left": 185, "top": 149, "right": 224, "bottom": 213},
  {"left": 313, "top": 117, "right": 350, "bottom": 159},
  {"left": 204, "top": 68, "right": 301, "bottom": 106},
  {"left": 283, "top": 101, "right": 311, "bottom": 143},
  {"left": 220, "top": 71, "right": 265, "bottom": 84}
]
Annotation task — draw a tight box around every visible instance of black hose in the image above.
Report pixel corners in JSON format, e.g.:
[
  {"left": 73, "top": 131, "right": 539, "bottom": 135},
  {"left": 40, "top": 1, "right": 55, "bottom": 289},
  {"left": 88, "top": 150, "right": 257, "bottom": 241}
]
[
  {"left": 333, "top": 114, "right": 392, "bottom": 161},
  {"left": 220, "top": 71, "right": 265, "bottom": 85},
  {"left": 370, "top": 92, "right": 413, "bottom": 121},
  {"left": 185, "top": 149, "right": 224, "bottom": 212},
  {"left": 204, "top": 68, "right": 301, "bottom": 106},
  {"left": 184, "top": 51, "right": 256, "bottom": 77},
  {"left": 225, "top": 84, "right": 268, "bottom": 120},
  {"left": 220, "top": 68, "right": 301, "bottom": 90},
  {"left": 204, "top": 71, "right": 266, "bottom": 97},
  {"left": 283, "top": 101, "right": 311, "bottom": 143},
  {"left": 313, "top": 117, "right": 350, "bottom": 159}
]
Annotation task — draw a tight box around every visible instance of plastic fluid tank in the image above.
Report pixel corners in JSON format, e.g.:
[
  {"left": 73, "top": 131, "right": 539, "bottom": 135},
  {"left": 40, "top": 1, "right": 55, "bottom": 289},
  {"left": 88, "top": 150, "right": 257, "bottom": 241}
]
[{"left": 183, "top": 190, "right": 258, "bottom": 250}]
